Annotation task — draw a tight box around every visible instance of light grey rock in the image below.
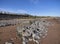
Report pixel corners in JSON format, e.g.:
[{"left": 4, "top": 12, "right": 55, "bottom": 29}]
[{"left": 16, "top": 20, "right": 52, "bottom": 44}]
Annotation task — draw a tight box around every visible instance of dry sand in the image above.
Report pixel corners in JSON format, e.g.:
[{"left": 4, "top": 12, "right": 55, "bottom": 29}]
[{"left": 0, "top": 18, "right": 60, "bottom": 44}]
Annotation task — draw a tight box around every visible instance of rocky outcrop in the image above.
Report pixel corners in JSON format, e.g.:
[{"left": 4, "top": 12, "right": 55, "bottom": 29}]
[{"left": 16, "top": 19, "right": 53, "bottom": 44}]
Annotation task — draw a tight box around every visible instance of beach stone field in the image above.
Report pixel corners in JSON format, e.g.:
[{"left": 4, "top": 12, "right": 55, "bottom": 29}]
[
  {"left": 0, "top": 18, "right": 60, "bottom": 44},
  {"left": 16, "top": 19, "right": 53, "bottom": 44}
]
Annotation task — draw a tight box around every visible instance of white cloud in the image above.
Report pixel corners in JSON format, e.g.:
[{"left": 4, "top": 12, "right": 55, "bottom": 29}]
[
  {"left": 29, "top": 0, "right": 39, "bottom": 4},
  {"left": 0, "top": 8, "right": 29, "bottom": 14},
  {"left": 16, "top": 9, "right": 28, "bottom": 14},
  {"left": 0, "top": 8, "right": 40, "bottom": 16},
  {"left": 0, "top": 8, "right": 15, "bottom": 13}
]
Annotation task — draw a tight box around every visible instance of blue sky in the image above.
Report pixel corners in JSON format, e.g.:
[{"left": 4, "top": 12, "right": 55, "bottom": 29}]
[{"left": 0, "top": 0, "right": 60, "bottom": 16}]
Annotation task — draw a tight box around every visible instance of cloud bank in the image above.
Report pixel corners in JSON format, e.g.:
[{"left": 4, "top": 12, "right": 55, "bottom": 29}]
[{"left": 0, "top": 8, "right": 29, "bottom": 14}]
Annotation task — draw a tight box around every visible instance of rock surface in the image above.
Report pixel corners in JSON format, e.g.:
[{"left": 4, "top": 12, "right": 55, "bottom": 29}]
[{"left": 17, "top": 19, "right": 53, "bottom": 44}]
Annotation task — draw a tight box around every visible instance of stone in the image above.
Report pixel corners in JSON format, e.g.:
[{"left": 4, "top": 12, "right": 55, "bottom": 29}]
[{"left": 16, "top": 20, "right": 52, "bottom": 44}]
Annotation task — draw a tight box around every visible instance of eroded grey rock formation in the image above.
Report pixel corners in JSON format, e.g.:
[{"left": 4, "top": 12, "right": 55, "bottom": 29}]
[{"left": 16, "top": 20, "right": 52, "bottom": 44}]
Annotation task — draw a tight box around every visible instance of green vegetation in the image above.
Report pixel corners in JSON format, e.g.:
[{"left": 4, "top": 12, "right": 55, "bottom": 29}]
[
  {"left": 18, "top": 33, "right": 22, "bottom": 38},
  {"left": 29, "top": 21, "right": 33, "bottom": 25}
]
